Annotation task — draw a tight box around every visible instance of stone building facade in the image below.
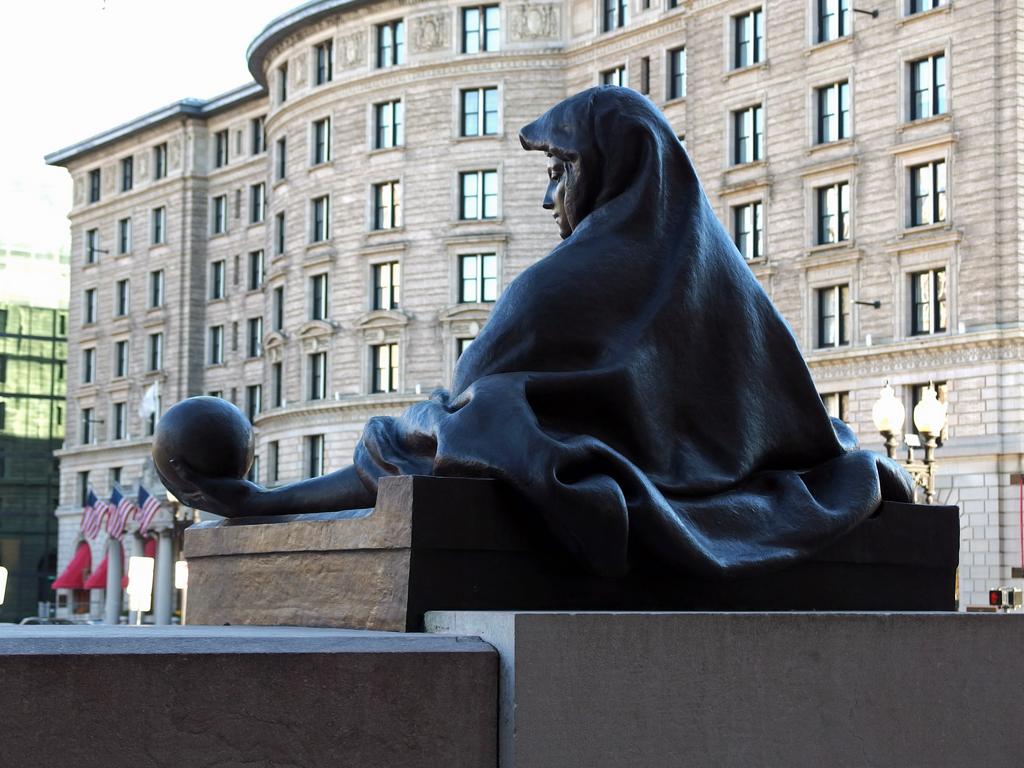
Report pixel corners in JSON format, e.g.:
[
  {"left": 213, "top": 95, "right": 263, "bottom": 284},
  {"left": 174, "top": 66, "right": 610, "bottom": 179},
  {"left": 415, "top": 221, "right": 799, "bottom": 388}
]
[{"left": 46, "top": 0, "right": 1023, "bottom": 611}]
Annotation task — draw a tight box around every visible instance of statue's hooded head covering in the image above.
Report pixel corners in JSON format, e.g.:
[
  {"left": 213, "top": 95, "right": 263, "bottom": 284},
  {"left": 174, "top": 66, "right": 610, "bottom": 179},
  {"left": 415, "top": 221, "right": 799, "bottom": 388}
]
[{"left": 355, "top": 87, "right": 912, "bottom": 576}]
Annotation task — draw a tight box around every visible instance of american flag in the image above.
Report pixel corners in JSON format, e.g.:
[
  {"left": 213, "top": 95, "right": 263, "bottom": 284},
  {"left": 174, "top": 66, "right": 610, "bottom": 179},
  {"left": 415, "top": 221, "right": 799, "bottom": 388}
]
[
  {"left": 80, "top": 488, "right": 111, "bottom": 540},
  {"left": 137, "top": 485, "right": 162, "bottom": 536},
  {"left": 107, "top": 486, "right": 138, "bottom": 541}
]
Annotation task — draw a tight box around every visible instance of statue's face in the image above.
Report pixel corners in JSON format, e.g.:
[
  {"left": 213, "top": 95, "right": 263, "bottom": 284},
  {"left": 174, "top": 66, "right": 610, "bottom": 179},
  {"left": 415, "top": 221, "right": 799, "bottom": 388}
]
[{"left": 543, "top": 154, "right": 574, "bottom": 239}]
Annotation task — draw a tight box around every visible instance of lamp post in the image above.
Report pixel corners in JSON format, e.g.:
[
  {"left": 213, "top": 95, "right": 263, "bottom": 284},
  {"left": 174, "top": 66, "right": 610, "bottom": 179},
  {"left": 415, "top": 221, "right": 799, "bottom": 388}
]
[{"left": 872, "top": 381, "right": 948, "bottom": 504}]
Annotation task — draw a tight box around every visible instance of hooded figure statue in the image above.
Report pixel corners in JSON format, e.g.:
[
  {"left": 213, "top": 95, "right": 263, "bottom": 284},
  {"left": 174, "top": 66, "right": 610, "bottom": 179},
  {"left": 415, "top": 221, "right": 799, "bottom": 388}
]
[{"left": 161, "top": 86, "right": 913, "bottom": 578}]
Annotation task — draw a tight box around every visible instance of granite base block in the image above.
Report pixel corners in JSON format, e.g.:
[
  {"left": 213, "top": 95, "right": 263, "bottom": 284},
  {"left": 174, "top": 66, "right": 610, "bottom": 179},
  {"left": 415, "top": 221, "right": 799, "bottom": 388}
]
[
  {"left": 0, "top": 625, "right": 497, "bottom": 768},
  {"left": 426, "top": 611, "right": 1024, "bottom": 768},
  {"left": 185, "top": 475, "right": 960, "bottom": 632}
]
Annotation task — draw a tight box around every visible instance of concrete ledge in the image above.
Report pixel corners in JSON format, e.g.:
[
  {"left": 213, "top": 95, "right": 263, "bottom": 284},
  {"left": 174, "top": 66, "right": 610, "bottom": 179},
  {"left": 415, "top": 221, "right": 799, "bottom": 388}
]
[
  {"left": 0, "top": 625, "right": 497, "bottom": 768},
  {"left": 427, "top": 611, "right": 1024, "bottom": 768}
]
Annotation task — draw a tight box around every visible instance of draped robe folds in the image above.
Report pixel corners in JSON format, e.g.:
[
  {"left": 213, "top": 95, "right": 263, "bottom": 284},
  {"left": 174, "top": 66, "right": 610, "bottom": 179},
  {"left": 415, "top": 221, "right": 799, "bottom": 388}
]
[{"left": 354, "top": 86, "right": 913, "bottom": 577}]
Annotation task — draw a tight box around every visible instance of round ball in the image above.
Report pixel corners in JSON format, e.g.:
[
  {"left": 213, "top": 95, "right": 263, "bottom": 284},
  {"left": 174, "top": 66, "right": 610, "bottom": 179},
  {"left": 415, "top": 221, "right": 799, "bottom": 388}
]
[{"left": 152, "top": 397, "right": 253, "bottom": 490}]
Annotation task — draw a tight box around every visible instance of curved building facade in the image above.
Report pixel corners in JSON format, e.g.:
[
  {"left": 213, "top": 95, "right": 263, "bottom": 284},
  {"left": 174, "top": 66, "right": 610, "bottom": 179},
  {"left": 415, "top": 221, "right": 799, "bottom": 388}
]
[{"left": 46, "top": 0, "right": 1024, "bottom": 615}]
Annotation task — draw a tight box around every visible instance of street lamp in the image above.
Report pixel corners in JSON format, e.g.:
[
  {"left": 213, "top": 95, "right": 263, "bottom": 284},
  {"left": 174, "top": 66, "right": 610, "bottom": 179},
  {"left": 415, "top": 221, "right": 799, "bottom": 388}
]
[
  {"left": 873, "top": 381, "right": 948, "bottom": 504},
  {"left": 871, "top": 381, "right": 905, "bottom": 460}
]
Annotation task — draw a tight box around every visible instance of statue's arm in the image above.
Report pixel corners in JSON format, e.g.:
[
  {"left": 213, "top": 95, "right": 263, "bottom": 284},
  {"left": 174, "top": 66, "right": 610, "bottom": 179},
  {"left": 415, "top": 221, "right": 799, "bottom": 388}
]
[{"left": 164, "top": 460, "right": 376, "bottom": 518}]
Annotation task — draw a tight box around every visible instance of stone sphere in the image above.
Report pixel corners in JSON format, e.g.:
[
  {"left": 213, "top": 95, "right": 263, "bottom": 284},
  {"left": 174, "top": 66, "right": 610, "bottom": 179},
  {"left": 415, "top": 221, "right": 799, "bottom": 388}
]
[{"left": 152, "top": 397, "right": 253, "bottom": 491}]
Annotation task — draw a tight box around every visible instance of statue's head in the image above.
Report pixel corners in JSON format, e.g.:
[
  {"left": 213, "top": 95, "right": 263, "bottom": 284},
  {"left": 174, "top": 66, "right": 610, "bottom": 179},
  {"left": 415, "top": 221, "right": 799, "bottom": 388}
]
[{"left": 520, "top": 85, "right": 681, "bottom": 240}]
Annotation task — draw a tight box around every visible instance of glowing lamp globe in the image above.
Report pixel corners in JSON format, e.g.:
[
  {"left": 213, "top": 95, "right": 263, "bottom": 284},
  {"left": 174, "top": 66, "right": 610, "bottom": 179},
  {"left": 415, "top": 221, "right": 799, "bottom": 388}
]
[
  {"left": 152, "top": 397, "right": 253, "bottom": 495},
  {"left": 871, "top": 382, "right": 906, "bottom": 435},
  {"left": 913, "top": 385, "right": 947, "bottom": 437}
]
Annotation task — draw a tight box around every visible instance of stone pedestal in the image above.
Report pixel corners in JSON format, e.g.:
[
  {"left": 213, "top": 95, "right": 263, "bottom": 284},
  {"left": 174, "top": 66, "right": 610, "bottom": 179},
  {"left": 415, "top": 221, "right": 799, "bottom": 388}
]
[
  {"left": 185, "top": 475, "right": 960, "bottom": 631},
  {"left": 426, "top": 611, "right": 1024, "bottom": 768},
  {"left": 0, "top": 625, "right": 497, "bottom": 768}
]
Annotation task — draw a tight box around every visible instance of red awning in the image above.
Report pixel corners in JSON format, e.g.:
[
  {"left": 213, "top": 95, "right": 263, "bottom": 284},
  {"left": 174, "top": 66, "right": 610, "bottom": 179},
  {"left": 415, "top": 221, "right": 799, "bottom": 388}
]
[
  {"left": 52, "top": 542, "right": 92, "bottom": 590},
  {"left": 84, "top": 544, "right": 129, "bottom": 590}
]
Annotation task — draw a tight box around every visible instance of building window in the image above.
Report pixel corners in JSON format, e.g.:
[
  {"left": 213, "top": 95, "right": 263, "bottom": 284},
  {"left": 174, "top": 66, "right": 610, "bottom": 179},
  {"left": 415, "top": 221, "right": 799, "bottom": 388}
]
[
  {"left": 373, "top": 182, "right": 401, "bottom": 230},
  {"left": 668, "top": 48, "right": 686, "bottom": 100},
  {"left": 148, "top": 332, "right": 163, "bottom": 371},
  {"left": 82, "top": 348, "right": 96, "bottom": 384},
  {"left": 910, "top": 268, "right": 947, "bottom": 335},
  {"left": 312, "top": 117, "right": 332, "bottom": 165},
  {"left": 311, "top": 274, "right": 329, "bottom": 320},
  {"left": 307, "top": 434, "right": 325, "bottom": 477},
  {"left": 733, "top": 105, "right": 764, "bottom": 164},
  {"left": 251, "top": 116, "right": 266, "bottom": 154},
  {"left": 153, "top": 143, "right": 167, "bottom": 180},
  {"left": 733, "top": 202, "right": 763, "bottom": 261},
  {"left": 456, "top": 337, "right": 474, "bottom": 360},
  {"left": 210, "top": 260, "right": 226, "bottom": 300},
  {"left": 272, "top": 362, "right": 284, "bottom": 407},
  {"left": 602, "top": 0, "right": 628, "bottom": 32},
  {"left": 117, "top": 218, "right": 132, "bottom": 254},
  {"left": 273, "top": 286, "right": 285, "bottom": 331},
  {"left": 461, "top": 88, "right": 498, "bottom": 137},
  {"left": 909, "top": 53, "right": 947, "bottom": 120},
  {"left": 733, "top": 7, "right": 764, "bottom": 68},
  {"left": 248, "top": 250, "right": 265, "bottom": 290},
  {"left": 232, "top": 321, "right": 239, "bottom": 353},
  {"left": 114, "top": 340, "right": 129, "bottom": 378},
  {"left": 247, "top": 317, "right": 263, "bottom": 358},
  {"left": 376, "top": 20, "right": 405, "bottom": 68},
  {"left": 88, "top": 169, "right": 101, "bottom": 203},
  {"left": 601, "top": 65, "right": 626, "bottom": 87},
  {"left": 640, "top": 56, "right": 650, "bottom": 95},
  {"left": 112, "top": 402, "right": 127, "bottom": 440},
  {"left": 249, "top": 184, "right": 266, "bottom": 224},
  {"left": 463, "top": 5, "right": 500, "bottom": 52},
  {"left": 278, "top": 63, "right": 288, "bottom": 103},
  {"left": 374, "top": 100, "right": 404, "bottom": 148},
  {"left": 115, "top": 279, "right": 130, "bottom": 316},
  {"left": 120, "top": 156, "right": 134, "bottom": 192},
  {"left": 816, "top": 181, "right": 850, "bottom": 244},
  {"left": 909, "top": 0, "right": 945, "bottom": 13},
  {"left": 372, "top": 343, "right": 399, "bottom": 393},
  {"left": 152, "top": 207, "right": 165, "bottom": 245},
  {"left": 269, "top": 440, "right": 280, "bottom": 483},
  {"left": 275, "top": 212, "right": 286, "bottom": 255},
  {"left": 309, "top": 351, "right": 327, "bottom": 400},
  {"left": 85, "top": 229, "right": 99, "bottom": 264},
  {"left": 816, "top": 81, "right": 850, "bottom": 144},
  {"left": 909, "top": 160, "right": 947, "bottom": 227},
  {"left": 816, "top": 284, "right": 850, "bottom": 348},
  {"left": 817, "top": 0, "right": 849, "bottom": 43},
  {"left": 81, "top": 407, "right": 94, "bottom": 444},
  {"left": 373, "top": 262, "right": 401, "bottom": 310},
  {"left": 820, "top": 391, "right": 849, "bottom": 422},
  {"left": 314, "top": 40, "right": 334, "bottom": 85},
  {"left": 276, "top": 137, "right": 287, "bottom": 180},
  {"left": 459, "top": 253, "right": 498, "bottom": 302},
  {"left": 311, "top": 196, "right": 330, "bottom": 242},
  {"left": 246, "top": 384, "right": 262, "bottom": 422},
  {"left": 212, "top": 195, "right": 227, "bottom": 234},
  {"left": 149, "top": 270, "right": 164, "bottom": 308},
  {"left": 83, "top": 288, "right": 97, "bottom": 324},
  {"left": 209, "top": 325, "right": 224, "bottom": 365},
  {"left": 214, "top": 129, "right": 229, "bottom": 168},
  {"left": 460, "top": 170, "right": 498, "bottom": 220}
]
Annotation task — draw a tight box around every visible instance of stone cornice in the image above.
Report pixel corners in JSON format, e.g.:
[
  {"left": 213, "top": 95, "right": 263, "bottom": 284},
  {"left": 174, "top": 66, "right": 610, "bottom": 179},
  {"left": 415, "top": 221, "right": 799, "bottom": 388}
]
[
  {"left": 807, "top": 330, "right": 1024, "bottom": 381},
  {"left": 254, "top": 393, "right": 422, "bottom": 428}
]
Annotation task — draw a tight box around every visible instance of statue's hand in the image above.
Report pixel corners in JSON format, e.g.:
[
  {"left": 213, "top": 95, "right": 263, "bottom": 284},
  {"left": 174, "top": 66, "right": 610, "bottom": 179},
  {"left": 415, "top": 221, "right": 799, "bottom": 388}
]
[{"left": 162, "top": 457, "right": 264, "bottom": 518}]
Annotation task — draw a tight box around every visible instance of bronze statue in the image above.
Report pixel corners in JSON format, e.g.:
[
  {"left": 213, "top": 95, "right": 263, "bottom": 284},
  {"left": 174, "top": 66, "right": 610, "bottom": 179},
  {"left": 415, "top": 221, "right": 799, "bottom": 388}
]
[{"left": 156, "top": 86, "right": 913, "bottom": 577}]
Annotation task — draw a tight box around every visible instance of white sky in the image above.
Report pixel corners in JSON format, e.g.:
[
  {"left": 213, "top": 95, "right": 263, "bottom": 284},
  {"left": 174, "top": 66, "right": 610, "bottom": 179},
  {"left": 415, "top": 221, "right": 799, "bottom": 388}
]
[{"left": 0, "top": 0, "right": 298, "bottom": 254}]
